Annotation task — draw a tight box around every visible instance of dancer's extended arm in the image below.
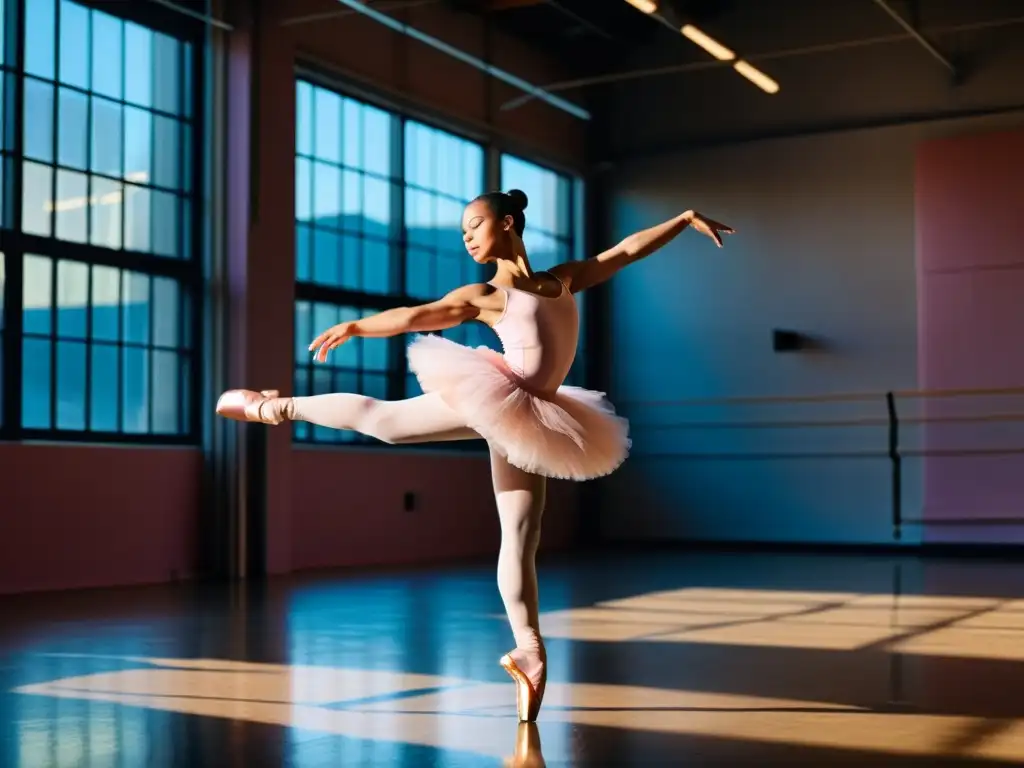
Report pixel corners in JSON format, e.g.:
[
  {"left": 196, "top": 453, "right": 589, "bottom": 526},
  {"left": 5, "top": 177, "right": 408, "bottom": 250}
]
[
  {"left": 550, "top": 210, "right": 733, "bottom": 293},
  {"left": 308, "top": 283, "right": 497, "bottom": 362}
]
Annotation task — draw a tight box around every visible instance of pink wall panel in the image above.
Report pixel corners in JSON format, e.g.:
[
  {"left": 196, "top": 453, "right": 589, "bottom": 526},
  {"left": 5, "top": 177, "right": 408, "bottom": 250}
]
[
  {"left": 915, "top": 129, "right": 1024, "bottom": 542},
  {"left": 917, "top": 269, "right": 1024, "bottom": 393},
  {"left": 915, "top": 131, "right": 1024, "bottom": 272},
  {"left": 0, "top": 445, "right": 202, "bottom": 595}
]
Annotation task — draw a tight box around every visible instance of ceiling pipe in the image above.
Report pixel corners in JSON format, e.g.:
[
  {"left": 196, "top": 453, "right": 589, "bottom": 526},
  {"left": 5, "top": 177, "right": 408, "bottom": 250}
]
[{"left": 332, "top": 0, "right": 591, "bottom": 120}]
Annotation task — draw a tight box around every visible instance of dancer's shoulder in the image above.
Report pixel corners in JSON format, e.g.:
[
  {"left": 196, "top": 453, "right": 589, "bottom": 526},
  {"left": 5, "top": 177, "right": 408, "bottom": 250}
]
[
  {"left": 444, "top": 282, "right": 499, "bottom": 300},
  {"left": 438, "top": 282, "right": 504, "bottom": 310}
]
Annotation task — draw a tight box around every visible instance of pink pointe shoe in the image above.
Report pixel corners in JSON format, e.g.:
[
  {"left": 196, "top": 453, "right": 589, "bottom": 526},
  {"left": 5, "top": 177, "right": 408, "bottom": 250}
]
[
  {"left": 500, "top": 650, "right": 547, "bottom": 722},
  {"left": 215, "top": 389, "right": 284, "bottom": 425}
]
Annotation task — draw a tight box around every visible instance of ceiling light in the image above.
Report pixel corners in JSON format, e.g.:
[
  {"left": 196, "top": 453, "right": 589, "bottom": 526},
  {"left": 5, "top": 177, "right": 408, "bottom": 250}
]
[
  {"left": 733, "top": 59, "right": 780, "bottom": 93},
  {"left": 623, "top": 0, "right": 658, "bottom": 13},
  {"left": 680, "top": 24, "right": 735, "bottom": 60}
]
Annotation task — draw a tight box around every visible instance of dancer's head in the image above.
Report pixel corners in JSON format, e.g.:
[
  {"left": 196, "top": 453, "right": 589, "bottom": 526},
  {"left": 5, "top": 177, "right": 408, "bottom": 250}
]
[{"left": 462, "top": 189, "right": 529, "bottom": 264}]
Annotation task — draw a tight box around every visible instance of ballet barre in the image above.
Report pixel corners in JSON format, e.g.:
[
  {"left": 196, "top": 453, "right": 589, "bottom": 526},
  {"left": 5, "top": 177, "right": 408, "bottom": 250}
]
[{"left": 619, "top": 385, "right": 1024, "bottom": 541}]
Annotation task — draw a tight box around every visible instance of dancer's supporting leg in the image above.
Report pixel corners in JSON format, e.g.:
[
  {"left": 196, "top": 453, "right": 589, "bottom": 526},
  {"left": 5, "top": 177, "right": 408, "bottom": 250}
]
[
  {"left": 218, "top": 390, "right": 478, "bottom": 444},
  {"left": 491, "top": 446, "right": 547, "bottom": 721}
]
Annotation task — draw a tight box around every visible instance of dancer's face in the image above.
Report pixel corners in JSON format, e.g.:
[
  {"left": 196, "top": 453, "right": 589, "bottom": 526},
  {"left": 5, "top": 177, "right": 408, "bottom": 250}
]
[{"left": 462, "top": 200, "right": 514, "bottom": 264}]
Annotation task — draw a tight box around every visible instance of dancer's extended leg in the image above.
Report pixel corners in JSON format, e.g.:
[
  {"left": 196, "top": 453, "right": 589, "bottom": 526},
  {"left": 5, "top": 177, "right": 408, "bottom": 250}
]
[
  {"left": 216, "top": 389, "right": 478, "bottom": 444},
  {"left": 491, "top": 446, "right": 547, "bottom": 721}
]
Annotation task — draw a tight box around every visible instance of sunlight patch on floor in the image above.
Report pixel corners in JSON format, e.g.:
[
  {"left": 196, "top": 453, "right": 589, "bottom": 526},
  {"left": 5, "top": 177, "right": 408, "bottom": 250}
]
[
  {"left": 9, "top": 655, "right": 1024, "bottom": 763},
  {"left": 537, "top": 587, "right": 1023, "bottom": 658}
]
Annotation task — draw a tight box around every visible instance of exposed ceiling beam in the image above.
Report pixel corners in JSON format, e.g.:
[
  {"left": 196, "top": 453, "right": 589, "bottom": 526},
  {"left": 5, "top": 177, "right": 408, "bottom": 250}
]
[
  {"left": 873, "top": 0, "right": 958, "bottom": 79},
  {"left": 333, "top": 0, "right": 590, "bottom": 119}
]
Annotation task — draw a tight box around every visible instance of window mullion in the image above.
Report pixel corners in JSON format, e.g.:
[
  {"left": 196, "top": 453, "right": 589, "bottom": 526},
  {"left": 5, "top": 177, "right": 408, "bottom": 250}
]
[
  {"left": 187, "top": 38, "right": 203, "bottom": 440},
  {"left": 388, "top": 114, "right": 405, "bottom": 401},
  {"left": 3, "top": 0, "right": 26, "bottom": 433}
]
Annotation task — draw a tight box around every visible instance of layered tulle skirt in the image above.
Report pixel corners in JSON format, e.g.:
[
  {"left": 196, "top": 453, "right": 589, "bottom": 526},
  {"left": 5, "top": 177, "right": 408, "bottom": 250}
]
[{"left": 406, "top": 334, "right": 630, "bottom": 481}]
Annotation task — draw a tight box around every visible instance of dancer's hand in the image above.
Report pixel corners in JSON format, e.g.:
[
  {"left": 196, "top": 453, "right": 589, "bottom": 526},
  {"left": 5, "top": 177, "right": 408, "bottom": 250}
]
[
  {"left": 686, "top": 211, "right": 734, "bottom": 248},
  {"left": 308, "top": 322, "right": 354, "bottom": 363}
]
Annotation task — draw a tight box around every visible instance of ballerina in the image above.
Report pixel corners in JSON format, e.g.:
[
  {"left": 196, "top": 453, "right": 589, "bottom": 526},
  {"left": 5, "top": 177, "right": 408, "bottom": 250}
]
[{"left": 216, "top": 188, "right": 733, "bottom": 721}]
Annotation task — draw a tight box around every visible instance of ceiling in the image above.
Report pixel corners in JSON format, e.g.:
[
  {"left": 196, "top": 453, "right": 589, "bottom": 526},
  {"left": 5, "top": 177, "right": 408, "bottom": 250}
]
[
  {"left": 445, "top": 0, "right": 1024, "bottom": 83},
  {"left": 443, "top": 0, "right": 741, "bottom": 73}
]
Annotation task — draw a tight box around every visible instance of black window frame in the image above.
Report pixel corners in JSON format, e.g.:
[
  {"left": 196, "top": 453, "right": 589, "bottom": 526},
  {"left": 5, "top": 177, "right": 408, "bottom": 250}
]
[{"left": 0, "top": 0, "right": 206, "bottom": 446}]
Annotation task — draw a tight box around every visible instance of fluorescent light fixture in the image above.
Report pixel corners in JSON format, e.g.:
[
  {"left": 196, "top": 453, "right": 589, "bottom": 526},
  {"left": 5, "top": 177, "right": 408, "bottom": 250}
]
[
  {"left": 624, "top": 0, "right": 658, "bottom": 12},
  {"left": 680, "top": 24, "right": 735, "bottom": 60},
  {"left": 733, "top": 59, "right": 780, "bottom": 93}
]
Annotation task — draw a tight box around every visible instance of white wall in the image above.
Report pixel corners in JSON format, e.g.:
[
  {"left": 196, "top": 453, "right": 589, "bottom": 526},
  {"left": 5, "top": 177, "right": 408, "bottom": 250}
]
[{"left": 599, "top": 111, "right": 1024, "bottom": 545}]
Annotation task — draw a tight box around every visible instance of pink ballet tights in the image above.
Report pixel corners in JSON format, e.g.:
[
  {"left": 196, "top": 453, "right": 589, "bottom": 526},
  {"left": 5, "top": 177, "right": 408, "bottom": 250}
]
[
  {"left": 490, "top": 445, "right": 547, "bottom": 687},
  {"left": 263, "top": 391, "right": 548, "bottom": 685},
  {"left": 263, "top": 391, "right": 477, "bottom": 443}
]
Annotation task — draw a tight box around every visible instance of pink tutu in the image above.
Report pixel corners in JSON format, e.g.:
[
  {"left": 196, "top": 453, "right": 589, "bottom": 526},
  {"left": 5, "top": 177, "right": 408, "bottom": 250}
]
[{"left": 407, "top": 334, "right": 630, "bottom": 480}]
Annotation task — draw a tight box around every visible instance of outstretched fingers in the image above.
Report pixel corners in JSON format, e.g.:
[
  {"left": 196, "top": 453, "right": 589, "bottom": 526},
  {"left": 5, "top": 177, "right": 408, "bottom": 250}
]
[
  {"left": 693, "top": 215, "right": 735, "bottom": 248},
  {"left": 308, "top": 331, "right": 350, "bottom": 363}
]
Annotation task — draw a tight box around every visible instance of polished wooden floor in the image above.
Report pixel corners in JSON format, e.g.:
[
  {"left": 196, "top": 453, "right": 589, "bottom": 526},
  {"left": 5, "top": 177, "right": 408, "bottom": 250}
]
[{"left": 4, "top": 549, "right": 1024, "bottom": 766}]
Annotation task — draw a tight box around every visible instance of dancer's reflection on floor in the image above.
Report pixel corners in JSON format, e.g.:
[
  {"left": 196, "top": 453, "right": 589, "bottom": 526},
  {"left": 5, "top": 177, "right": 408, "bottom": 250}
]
[{"left": 504, "top": 722, "right": 545, "bottom": 768}]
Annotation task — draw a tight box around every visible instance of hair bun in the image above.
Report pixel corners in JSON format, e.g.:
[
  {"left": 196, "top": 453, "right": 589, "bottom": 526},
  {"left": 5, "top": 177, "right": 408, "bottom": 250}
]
[{"left": 506, "top": 189, "right": 528, "bottom": 212}]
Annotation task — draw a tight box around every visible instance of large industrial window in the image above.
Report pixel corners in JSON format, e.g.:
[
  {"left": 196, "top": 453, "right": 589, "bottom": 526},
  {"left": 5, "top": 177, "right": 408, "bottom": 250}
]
[
  {"left": 0, "top": 0, "right": 203, "bottom": 442},
  {"left": 294, "top": 78, "right": 489, "bottom": 445},
  {"left": 402, "top": 118, "right": 496, "bottom": 397},
  {"left": 294, "top": 79, "right": 403, "bottom": 445},
  {"left": 293, "top": 77, "right": 587, "bottom": 446}
]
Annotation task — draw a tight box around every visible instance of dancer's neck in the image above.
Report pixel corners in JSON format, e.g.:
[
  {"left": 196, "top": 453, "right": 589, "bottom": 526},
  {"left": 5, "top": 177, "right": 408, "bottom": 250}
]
[{"left": 493, "top": 251, "right": 534, "bottom": 284}]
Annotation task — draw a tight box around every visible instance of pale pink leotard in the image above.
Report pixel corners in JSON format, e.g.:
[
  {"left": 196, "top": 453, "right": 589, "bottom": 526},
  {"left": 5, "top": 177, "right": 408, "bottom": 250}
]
[{"left": 407, "top": 274, "right": 630, "bottom": 480}]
